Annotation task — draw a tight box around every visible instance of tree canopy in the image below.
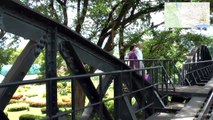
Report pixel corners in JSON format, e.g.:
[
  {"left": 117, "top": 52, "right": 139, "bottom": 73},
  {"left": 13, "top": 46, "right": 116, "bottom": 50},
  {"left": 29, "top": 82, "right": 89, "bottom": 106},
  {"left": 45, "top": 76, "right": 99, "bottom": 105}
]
[{"left": 143, "top": 30, "right": 213, "bottom": 62}]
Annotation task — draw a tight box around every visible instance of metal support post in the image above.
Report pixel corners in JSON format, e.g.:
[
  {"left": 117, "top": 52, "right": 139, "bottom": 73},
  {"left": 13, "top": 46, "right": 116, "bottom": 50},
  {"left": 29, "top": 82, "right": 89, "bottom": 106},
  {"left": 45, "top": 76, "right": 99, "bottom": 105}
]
[
  {"left": 71, "top": 78, "right": 76, "bottom": 120},
  {"left": 114, "top": 73, "right": 136, "bottom": 120},
  {"left": 46, "top": 29, "right": 58, "bottom": 119}
]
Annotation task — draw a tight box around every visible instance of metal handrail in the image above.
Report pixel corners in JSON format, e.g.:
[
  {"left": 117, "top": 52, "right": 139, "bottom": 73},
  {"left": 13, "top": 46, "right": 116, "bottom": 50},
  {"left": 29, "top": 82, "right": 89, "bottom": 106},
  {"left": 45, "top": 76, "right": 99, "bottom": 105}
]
[
  {"left": 52, "top": 82, "right": 161, "bottom": 119},
  {"left": 183, "top": 64, "right": 213, "bottom": 85},
  {"left": 0, "top": 66, "right": 162, "bottom": 87},
  {"left": 0, "top": 66, "right": 167, "bottom": 119},
  {"left": 184, "top": 64, "right": 213, "bottom": 77},
  {"left": 124, "top": 59, "right": 176, "bottom": 91},
  {"left": 182, "top": 60, "right": 213, "bottom": 75},
  {"left": 157, "top": 61, "right": 175, "bottom": 91},
  {"left": 184, "top": 60, "right": 213, "bottom": 65}
]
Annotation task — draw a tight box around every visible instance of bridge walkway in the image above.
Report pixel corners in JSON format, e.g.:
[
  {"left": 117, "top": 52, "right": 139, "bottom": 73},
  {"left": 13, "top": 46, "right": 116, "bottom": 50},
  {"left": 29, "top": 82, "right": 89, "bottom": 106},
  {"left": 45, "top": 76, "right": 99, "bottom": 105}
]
[
  {"left": 147, "top": 77, "right": 213, "bottom": 120},
  {"left": 159, "top": 85, "right": 211, "bottom": 97}
]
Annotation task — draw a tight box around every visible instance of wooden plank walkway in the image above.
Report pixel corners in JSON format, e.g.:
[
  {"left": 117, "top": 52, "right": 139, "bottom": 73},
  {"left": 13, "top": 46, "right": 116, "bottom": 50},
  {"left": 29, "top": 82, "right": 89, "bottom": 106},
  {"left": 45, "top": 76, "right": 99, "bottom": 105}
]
[
  {"left": 147, "top": 78, "right": 213, "bottom": 120},
  {"left": 146, "top": 113, "right": 175, "bottom": 120},
  {"left": 172, "top": 78, "right": 213, "bottom": 120},
  {"left": 172, "top": 97, "right": 205, "bottom": 120},
  {"left": 159, "top": 85, "right": 210, "bottom": 97},
  {"left": 146, "top": 103, "right": 184, "bottom": 120}
]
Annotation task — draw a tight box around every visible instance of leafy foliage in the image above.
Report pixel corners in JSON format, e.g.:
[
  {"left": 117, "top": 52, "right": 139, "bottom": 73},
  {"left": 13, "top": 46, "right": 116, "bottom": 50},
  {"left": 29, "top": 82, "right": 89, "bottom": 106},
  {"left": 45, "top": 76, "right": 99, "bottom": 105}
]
[
  {"left": 0, "top": 33, "right": 23, "bottom": 69},
  {"left": 142, "top": 29, "right": 213, "bottom": 63}
]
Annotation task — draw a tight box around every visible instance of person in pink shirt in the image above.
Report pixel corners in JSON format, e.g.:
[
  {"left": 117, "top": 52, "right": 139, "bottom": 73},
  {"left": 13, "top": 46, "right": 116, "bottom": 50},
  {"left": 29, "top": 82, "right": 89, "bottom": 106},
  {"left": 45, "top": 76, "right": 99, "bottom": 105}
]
[{"left": 128, "top": 45, "right": 138, "bottom": 69}]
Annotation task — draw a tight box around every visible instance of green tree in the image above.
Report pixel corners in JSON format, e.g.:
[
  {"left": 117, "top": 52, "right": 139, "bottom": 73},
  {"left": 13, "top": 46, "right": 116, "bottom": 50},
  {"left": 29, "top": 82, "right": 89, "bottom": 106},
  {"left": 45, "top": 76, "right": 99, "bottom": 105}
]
[
  {"left": 17, "top": 0, "right": 165, "bottom": 109},
  {"left": 142, "top": 29, "right": 213, "bottom": 63},
  {"left": 0, "top": 32, "right": 23, "bottom": 70}
]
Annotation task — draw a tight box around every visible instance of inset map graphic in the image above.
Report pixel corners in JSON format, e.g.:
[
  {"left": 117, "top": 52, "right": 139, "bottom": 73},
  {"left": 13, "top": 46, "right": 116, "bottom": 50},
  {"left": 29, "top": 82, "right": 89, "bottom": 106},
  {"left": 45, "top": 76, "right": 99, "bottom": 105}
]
[{"left": 165, "top": 2, "right": 210, "bottom": 28}]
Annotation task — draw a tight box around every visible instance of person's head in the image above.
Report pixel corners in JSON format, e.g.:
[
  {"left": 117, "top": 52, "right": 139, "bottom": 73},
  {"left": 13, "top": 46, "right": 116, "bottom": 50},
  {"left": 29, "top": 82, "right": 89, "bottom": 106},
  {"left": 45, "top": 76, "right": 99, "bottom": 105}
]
[
  {"left": 129, "top": 45, "right": 135, "bottom": 51},
  {"left": 137, "top": 42, "right": 142, "bottom": 49}
]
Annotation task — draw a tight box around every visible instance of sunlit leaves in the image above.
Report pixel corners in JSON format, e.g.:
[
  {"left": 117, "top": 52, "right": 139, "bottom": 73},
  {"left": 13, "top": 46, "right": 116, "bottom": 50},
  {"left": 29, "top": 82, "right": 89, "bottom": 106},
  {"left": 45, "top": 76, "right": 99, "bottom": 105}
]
[{"left": 142, "top": 30, "right": 213, "bottom": 63}]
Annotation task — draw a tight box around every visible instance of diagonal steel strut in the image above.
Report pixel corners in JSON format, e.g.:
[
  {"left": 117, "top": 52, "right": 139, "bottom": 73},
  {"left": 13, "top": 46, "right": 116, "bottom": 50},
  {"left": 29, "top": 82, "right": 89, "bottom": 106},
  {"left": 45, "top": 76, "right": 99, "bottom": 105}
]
[
  {"left": 60, "top": 41, "right": 113, "bottom": 120},
  {"left": 0, "top": 40, "right": 44, "bottom": 110}
]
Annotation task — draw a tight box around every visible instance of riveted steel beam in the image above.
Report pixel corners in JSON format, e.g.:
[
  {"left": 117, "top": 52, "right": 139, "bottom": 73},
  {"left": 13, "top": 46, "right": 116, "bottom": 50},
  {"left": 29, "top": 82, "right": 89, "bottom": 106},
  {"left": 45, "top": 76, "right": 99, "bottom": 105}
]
[
  {"left": 0, "top": 39, "right": 45, "bottom": 110},
  {"left": 45, "top": 29, "right": 58, "bottom": 119},
  {"left": 60, "top": 41, "right": 113, "bottom": 120}
]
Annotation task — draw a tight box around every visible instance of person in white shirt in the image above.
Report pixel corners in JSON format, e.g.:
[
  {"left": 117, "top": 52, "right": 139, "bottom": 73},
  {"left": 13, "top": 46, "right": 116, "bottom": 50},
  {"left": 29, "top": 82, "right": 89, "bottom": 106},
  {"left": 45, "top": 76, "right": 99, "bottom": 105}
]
[
  {"left": 135, "top": 43, "right": 143, "bottom": 61},
  {"left": 135, "top": 42, "right": 144, "bottom": 74}
]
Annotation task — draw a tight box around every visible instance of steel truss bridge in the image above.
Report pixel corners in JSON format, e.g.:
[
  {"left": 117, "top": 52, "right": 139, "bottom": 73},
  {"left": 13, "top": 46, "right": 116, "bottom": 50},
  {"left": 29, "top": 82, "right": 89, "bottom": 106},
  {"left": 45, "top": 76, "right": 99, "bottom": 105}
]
[{"left": 0, "top": 1, "right": 213, "bottom": 120}]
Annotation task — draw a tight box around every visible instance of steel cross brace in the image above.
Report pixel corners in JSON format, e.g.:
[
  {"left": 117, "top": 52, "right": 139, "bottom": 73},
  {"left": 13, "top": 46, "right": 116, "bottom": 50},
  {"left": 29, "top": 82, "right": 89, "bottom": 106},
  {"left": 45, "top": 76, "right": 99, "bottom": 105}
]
[
  {"left": 81, "top": 75, "right": 114, "bottom": 120},
  {"left": 60, "top": 41, "right": 113, "bottom": 120},
  {"left": 0, "top": 37, "right": 45, "bottom": 110}
]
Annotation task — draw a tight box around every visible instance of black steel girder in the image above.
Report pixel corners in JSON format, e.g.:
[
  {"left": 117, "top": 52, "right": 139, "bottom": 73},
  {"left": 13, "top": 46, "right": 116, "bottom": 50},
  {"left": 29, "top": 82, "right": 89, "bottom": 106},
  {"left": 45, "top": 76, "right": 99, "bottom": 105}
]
[
  {"left": 45, "top": 29, "right": 58, "bottom": 118},
  {"left": 0, "top": 0, "right": 166, "bottom": 117}
]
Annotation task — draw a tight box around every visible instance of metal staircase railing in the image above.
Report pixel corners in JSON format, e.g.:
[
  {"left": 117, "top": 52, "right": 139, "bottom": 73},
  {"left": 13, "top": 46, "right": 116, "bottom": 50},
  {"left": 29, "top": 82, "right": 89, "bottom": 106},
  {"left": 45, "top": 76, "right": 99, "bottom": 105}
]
[
  {"left": 181, "top": 60, "right": 213, "bottom": 86},
  {"left": 124, "top": 59, "right": 180, "bottom": 92}
]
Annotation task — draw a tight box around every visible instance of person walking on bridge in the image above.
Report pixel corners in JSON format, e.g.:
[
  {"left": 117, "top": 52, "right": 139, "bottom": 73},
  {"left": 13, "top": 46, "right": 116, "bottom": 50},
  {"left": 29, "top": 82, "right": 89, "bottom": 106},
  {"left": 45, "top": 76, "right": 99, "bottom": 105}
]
[
  {"left": 135, "top": 42, "right": 144, "bottom": 74},
  {"left": 128, "top": 45, "right": 138, "bottom": 69}
]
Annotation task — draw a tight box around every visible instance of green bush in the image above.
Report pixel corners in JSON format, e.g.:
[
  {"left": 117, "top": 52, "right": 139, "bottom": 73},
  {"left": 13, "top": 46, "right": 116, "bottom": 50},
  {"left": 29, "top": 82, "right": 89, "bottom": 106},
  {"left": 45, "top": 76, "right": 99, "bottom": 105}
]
[
  {"left": 58, "top": 88, "right": 67, "bottom": 95},
  {"left": 57, "top": 83, "right": 63, "bottom": 88},
  {"left": 58, "top": 82, "right": 69, "bottom": 95},
  {"left": 19, "top": 114, "right": 45, "bottom": 120},
  {"left": 104, "top": 101, "right": 114, "bottom": 114},
  {"left": 41, "top": 107, "right": 46, "bottom": 114},
  {"left": 59, "top": 107, "right": 71, "bottom": 112},
  {"left": 62, "top": 82, "right": 67, "bottom": 87},
  {"left": 7, "top": 103, "right": 29, "bottom": 112},
  {"left": 66, "top": 84, "right": 71, "bottom": 93},
  {"left": 40, "top": 107, "right": 71, "bottom": 114},
  {"left": 42, "top": 93, "right": 46, "bottom": 98},
  {"left": 22, "top": 85, "right": 31, "bottom": 89},
  {"left": 25, "top": 93, "right": 38, "bottom": 98}
]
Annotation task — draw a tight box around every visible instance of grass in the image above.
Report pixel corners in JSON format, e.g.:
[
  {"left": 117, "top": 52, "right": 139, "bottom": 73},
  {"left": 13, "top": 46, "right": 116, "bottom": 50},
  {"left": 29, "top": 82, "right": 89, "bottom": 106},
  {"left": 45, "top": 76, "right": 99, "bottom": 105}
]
[
  {"left": 6, "top": 107, "right": 44, "bottom": 120},
  {"left": 5, "top": 78, "right": 115, "bottom": 120},
  {"left": 6, "top": 85, "right": 47, "bottom": 119}
]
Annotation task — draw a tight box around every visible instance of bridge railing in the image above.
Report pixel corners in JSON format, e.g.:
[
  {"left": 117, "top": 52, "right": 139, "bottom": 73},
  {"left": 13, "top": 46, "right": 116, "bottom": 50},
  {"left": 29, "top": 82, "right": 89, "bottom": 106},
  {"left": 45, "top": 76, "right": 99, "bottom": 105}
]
[
  {"left": 182, "top": 60, "right": 213, "bottom": 86},
  {"left": 124, "top": 59, "right": 182, "bottom": 89},
  {"left": 0, "top": 66, "right": 169, "bottom": 119}
]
